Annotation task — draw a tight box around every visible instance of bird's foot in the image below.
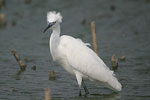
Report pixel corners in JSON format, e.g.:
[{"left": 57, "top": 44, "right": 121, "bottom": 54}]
[
  {"left": 85, "top": 91, "right": 89, "bottom": 95},
  {"left": 85, "top": 88, "right": 89, "bottom": 95},
  {"left": 79, "top": 90, "right": 82, "bottom": 96},
  {"left": 79, "top": 90, "right": 90, "bottom": 97}
]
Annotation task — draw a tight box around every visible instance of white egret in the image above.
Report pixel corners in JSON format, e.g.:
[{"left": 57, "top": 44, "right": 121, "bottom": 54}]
[{"left": 43, "top": 11, "right": 122, "bottom": 96}]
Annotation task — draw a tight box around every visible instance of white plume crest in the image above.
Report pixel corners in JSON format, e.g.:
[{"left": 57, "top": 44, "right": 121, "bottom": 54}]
[{"left": 47, "top": 11, "right": 62, "bottom": 23}]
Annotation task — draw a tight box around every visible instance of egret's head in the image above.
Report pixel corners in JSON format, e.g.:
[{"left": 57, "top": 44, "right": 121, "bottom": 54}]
[{"left": 44, "top": 11, "right": 62, "bottom": 33}]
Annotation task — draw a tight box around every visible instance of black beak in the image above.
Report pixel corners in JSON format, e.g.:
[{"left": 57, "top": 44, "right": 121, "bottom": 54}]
[{"left": 43, "top": 22, "right": 55, "bottom": 33}]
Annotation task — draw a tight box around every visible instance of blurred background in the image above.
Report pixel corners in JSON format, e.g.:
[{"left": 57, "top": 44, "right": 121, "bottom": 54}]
[{"left": 0, "top": 0, "right": 150, "bottom": 100}]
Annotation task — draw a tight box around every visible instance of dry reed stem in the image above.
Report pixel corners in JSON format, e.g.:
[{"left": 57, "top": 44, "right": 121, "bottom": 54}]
[
  {"left": 45, "top": 88, "right": 51, "bottom": 100},
  {"left": 111, "top": 54, "right": 118, "bottom": 70},
  {"left": 49, "top": 70, "right": 56, "bottom": 80},
  {"left": 91, "top": 21, "right": 99, "bottom": 56}
]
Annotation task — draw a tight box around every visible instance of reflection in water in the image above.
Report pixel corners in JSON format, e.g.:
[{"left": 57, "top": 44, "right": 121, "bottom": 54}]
[
  {"left": 53, "top": 92, "right": 120, "bottom": 100},
  {"left": 13, "top": 70, "right": 25, "bottom": 80},
  {"left": 91, "top": 92, "right": 120, "bottom": 98}
]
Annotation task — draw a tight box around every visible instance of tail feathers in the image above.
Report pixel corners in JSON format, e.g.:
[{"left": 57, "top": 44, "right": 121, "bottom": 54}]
[{"left": 106, "top": 76, "right": 122, "bottom": 92}]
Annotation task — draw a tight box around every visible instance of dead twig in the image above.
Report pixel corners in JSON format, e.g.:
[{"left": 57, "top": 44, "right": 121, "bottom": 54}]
[{"left": 11, "top": 50, "right": 26, "bottom": 71}]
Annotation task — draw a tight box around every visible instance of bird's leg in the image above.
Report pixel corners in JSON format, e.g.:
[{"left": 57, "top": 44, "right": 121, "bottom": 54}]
[
  {"left": 74, "top": 71, "right": 83, "bottom": 96},
  {"left": 82, "top": 80, "right": 89, "bottom": 95},
  {"left": 79, "top": 86, "right": 82, "bottom": 96}
]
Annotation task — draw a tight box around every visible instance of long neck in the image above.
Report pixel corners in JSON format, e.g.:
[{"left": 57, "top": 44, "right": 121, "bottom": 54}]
[{"left": 50, "top": 22, "right": 60, "bottom": 60}]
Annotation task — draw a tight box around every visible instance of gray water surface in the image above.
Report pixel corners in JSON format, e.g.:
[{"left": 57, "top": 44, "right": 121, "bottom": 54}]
[{"left": 0, "top": 0, "right": 150, "bottom": 100}]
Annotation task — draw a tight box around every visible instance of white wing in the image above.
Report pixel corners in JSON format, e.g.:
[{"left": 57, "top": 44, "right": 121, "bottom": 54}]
[{"left": 58, "top": 35, "right": 121, "bottom": 91}]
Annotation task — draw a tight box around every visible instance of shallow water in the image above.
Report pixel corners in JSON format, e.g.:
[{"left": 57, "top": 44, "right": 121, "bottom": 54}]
[{"left": 0, "top": 0, "right": 150, "bottom": 100}]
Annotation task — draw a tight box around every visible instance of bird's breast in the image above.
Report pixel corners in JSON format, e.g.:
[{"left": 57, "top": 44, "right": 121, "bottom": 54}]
[{"left": 56, "top": 57, "right": 75, "bottom": 75}]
